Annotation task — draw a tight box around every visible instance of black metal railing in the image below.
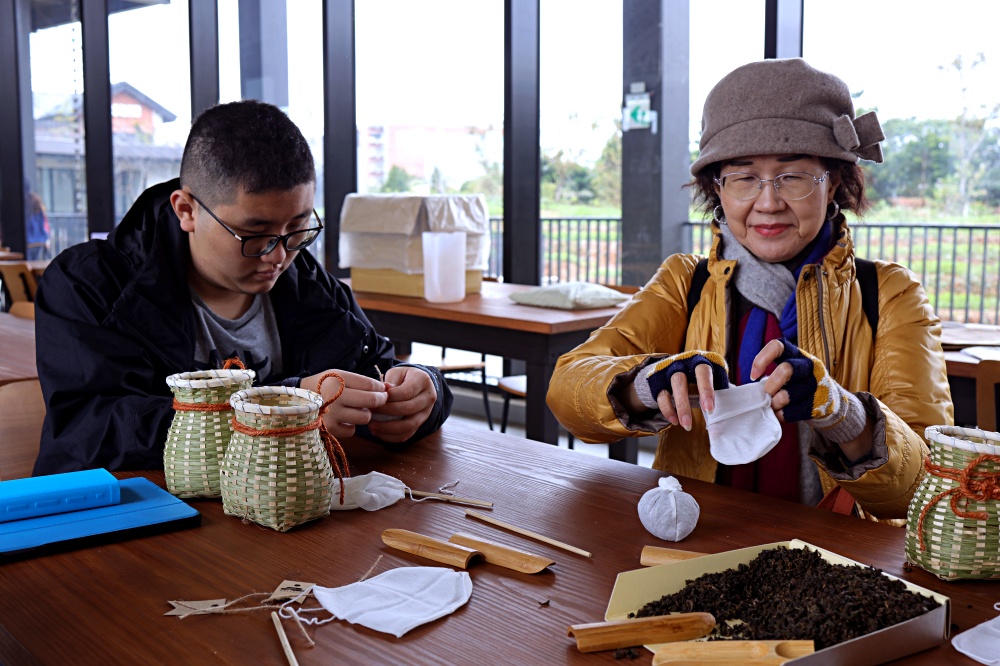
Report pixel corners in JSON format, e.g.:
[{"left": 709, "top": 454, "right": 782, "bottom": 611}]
[
  {"left": 488, "top": 217, "right": 1000, "bottom": 325},
  {"left": 46, "top": 213, "right": 1000, "bottom": 325}
]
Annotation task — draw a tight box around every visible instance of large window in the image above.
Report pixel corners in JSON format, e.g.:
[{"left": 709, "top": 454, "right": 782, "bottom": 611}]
[
  {"left": 540, "top": 0, "right": 622, "bottom": 283},
  {"left": 218, "top": 0, "right": 325, "bottom": 261},
  {"left": 108, "top": 1, "right": 190, "bottom": 225},
  {"left": 804, "top": 0, "right": 1000, "bottom": 224},
  {"left": 354, "top": 0, "right": 505, "bottom": 210},
  {"left": 29, "top": 0, "right": 86, "bottom": 258}
]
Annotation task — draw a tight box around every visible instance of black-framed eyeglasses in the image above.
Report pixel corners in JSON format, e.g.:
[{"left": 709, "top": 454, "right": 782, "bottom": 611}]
[
  {"left": 714, "top": 171, "right": 830, "bottom": 202},
  {"left": 189, "top": 193, "right": 323, "bottom": 257}
]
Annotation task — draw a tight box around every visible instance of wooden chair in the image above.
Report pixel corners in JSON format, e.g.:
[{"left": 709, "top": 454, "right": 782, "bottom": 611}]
[
  {"left": 400, "top": 346, "right": 494, "bottom": 430},
  {"left": 0, "top": 378, "right": 44, "bottom": 480},
  {"left": 8, "top": 301, "right": 34, "bottom": 319},
  {"left": 0, "top": 261, "right": 38, "bottom": 311},
  {"left": 975, "top": 359, "right": 1000, "bottom": 431}
]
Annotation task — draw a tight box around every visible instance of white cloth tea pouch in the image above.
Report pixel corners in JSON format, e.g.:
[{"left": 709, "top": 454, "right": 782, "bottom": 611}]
[
  {"left": 703, "top": 381, "right": 782, "bottom": 465},
  {"left": 637, "top": 476, "right": 700, "bottom": 542},
  {"left": 330, "top": 472, "right": 407, "bottom": 511},
  {"left": 312, "top": 567, "right": 473, "bottom": 638},
  {"left": 952, "top": 612, "right": 1000, "bottom": 665}
]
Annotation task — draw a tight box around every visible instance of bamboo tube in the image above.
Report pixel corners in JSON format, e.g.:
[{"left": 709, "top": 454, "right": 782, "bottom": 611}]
[
  {"left": 382, "top": 528, "right": 481, "bottom": 568},
  {"left": 640, "top": 545, "right": 708, "bottom": 566},
  {"left": 448, "top": 532, "right": 554, "bottom": 573},
  {"left": 567, "top": 613, "right": 716, "bottom": 652},
  {"left": 465, "top": 510, "right": 591, "bottom": 557}
]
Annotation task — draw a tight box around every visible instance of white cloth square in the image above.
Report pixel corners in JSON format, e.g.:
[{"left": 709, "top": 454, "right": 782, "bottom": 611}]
[
  {"left": 312, "top": 567, "right": 473, "bottom": 638},
  {"left": 952, "top": 613, "right": 1000, "bottom": 665},
  {"left": 703, "top": 381, "right": 782, "bottom": 465}
]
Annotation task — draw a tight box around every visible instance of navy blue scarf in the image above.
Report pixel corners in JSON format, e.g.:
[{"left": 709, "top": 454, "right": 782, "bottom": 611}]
[{"left": 736, "top": 221, "right": 834, "bottom": 384}]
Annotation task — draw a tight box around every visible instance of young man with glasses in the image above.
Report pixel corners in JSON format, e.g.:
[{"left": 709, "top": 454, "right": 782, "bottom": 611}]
[{"left": 33, "top": 100, "right": 452, "bottom": 474}]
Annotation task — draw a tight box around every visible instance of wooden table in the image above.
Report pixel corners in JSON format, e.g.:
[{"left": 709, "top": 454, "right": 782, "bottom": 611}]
[
  {"left": 0, "top": 312, "right": 36, "bottom": 387},
  {"left": 350, "top": 281, "right": 625, "bottom": 445},
  {"left": 0, "top": 423, "right": 993, "bottom": 664},
  {"left": 0, "top": 251, "right": 24, "bottom": 261}
]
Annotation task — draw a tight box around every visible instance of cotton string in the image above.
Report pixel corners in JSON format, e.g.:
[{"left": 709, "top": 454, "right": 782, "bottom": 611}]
[
  {"left": 278, "top": 555, "right": 385, "bottom": 631},
  {"left": 406, "top": 480, "right": 460, "bottom": 503},
  {"left": 917, "top": 453, "right": 1000, "bottom": 551},
  {"left": 230, "top": 371, "right": 351, "bottom": 504},
  {"left": 171, "top": 357, "right": 249, "bottom": 412}
]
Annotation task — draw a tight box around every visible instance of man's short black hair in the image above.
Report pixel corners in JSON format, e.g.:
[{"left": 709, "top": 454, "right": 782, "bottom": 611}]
[{"left": 180, "top": 99, "right": 316, "bottom": 206}]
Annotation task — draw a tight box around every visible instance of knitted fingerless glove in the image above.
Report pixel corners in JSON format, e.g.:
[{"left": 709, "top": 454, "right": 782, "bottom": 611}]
[
  {"left": 634, "top": 351, "right": 730, "bottom": 411},
  {"left": 775, "top": 339, "right": 867, "bottom": 443}
]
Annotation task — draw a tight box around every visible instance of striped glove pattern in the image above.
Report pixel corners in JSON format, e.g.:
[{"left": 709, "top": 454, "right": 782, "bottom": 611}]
[{"left": 635, "top": 350, "right": 730, "bottom": 411}]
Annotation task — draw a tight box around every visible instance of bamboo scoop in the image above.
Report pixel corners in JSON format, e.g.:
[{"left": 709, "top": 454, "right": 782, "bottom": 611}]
[
  {"left": 381, "top": 529, "right": 482, "bottom": 568},
  {"left": 448, "top": 533, "right": 555, "bottom": 573},
  {"left": 652, "top": 640, "right": 815, "bottom": 665},
  {"left": 567, "top": 613, "right": 716, "bottom": 652},
  {"left": 640, "top": 545, "right": 708, "bottom": 566}
]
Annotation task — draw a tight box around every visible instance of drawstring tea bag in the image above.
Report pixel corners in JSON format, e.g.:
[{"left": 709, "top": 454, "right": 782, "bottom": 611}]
[
  {"left": 221, "top": 372, "right": 350, "bottom": 531},
  {"left": 164, "top": 362, "right": 255, "bottom": 497},
  {"left": 703, "top": 381, "right": 782, "bottom": 465},
  {"left": 637, "top": 476, "right": 700, "bottom": 542},
  {"left": 329, "top": 472, "right": 408, "bottom": 511}
]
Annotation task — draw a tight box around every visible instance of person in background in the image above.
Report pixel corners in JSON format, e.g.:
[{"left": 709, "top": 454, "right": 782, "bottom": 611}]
[
  {"left": 34, "top": 99, "right": 452, "bottom": 474},
  {"left": 26, "top": 190, "right": 51, "bottom": 261},
  {"left": 547, "top": 58, "right": 952, "bottom": 522}
]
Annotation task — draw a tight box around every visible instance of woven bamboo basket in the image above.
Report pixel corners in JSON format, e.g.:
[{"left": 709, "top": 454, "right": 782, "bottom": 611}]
[
  {"left": 220, "top": 386, "right": 335, "bottom": 532},
  {"left": 904, "top": 425, "right": 1000, "bottom": 580},
  {"left": 164, "top": 368, "right": 255, "bottom": 498}
]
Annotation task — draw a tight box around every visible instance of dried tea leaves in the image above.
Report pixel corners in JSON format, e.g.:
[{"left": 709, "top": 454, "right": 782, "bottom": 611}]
[{"left": 629, "top": 547, "right": 940, "bottom": 650}]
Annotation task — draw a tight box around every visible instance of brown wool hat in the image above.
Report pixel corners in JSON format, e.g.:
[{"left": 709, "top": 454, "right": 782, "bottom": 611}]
[{"left": 690, "top": 58, "right": 885, "bottom": 176}]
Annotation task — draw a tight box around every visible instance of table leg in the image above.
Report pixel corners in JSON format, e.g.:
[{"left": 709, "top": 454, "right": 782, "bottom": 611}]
[
  {"left": 608, "top": 438, "right": 639, "bottom": 464},
  {"left": 525, "top": 362, "right": 560, "bottom": 445}
]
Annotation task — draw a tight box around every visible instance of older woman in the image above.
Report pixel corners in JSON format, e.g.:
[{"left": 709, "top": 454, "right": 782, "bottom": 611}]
[{"left": 546, "top": 59, "right": 953, "bottom": 521}]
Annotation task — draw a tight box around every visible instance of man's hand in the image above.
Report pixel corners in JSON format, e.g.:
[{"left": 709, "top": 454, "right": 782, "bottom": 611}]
[
  {"left": 368, "top": 366, "right": 437, "bottom": 443},
  {"left": 301, "top": 370, "right": 387, "bottom": 440}
]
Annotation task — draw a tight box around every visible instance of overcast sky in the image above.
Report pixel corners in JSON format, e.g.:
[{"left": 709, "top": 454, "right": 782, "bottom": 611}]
[{"left": 28, "top": 0, "right": 1000, "bottom": 166}]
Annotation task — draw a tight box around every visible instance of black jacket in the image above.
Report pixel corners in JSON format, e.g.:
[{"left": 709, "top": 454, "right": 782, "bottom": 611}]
[{"left": 33, "top": 179, "right": 452, "bottom": 474}]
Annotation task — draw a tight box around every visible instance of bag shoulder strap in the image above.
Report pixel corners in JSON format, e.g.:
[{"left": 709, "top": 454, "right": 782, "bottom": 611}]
[
  {"left": 855, "top": 258, "right": 879, "bottom": 341},
  {"left": 685, "top": 257, "right": 710, "bottom": 323}
]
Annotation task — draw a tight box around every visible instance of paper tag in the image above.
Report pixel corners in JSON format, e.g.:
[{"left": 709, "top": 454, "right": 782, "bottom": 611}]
[
  {"left": 165, "top": 599, "right": 226, "bottom": 616},
  {"left": 267, "top": 580, "right": 315, "bottom": 604}
]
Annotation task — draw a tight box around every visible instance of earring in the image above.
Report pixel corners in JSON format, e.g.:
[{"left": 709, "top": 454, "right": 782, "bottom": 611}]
[
  {"left": 827, "top": 200, "right": 841, "bottom": 221},
  {"left": 713, "top": 205, "right": 727, "bottom": 225}
]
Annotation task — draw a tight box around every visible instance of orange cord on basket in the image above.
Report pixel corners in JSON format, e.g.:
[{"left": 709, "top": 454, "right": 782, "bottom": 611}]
[
  {"left": 229, "top": 371, "right": 352, "bottom": 505},
  {"left": 917, "top": 453, "right": 1000, "bottom": 551}
]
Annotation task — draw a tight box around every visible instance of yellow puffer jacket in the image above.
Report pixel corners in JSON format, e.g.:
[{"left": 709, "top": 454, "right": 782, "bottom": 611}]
[{"left": 546, "top": 224, "right": 954, "bottom": 520}]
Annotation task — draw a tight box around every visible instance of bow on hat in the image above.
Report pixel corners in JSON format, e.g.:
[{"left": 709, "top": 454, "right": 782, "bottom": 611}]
[{"left": 833, "top": 111, "right": 885, "bottom": 163}]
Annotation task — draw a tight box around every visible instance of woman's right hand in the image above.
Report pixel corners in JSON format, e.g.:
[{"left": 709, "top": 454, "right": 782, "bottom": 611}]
[{"left": 630, "top": 351, "right": 730, "bottom": 430}]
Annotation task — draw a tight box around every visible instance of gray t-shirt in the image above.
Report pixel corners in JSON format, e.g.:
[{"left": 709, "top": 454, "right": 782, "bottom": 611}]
[{"left": 191, "top": 291, "right": 283, "bottom": 381}]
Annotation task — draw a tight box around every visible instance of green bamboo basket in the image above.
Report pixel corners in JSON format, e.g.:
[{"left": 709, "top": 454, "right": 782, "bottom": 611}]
[
  {"left": 905, "top": 425, "right": 1000, "bottom": 580},
  {"left": 220, "top": 386, "right": 334, "bottom": 532},
  {"left": 164, "top": 368, "right": 255, "bottom": 498}
]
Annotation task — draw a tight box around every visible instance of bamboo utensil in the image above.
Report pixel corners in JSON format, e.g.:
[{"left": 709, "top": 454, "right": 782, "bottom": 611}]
[
  {"left": 465, "top": 509, "right": 592, "bottom": 557},
  {"left": 652, "top": 639, "right": 815, "bottom": 665},
  {"left": 381, "top": 529, "right": 480, "bottom": 568},
  {"left": 640, "top": 545, "right": 708, "bottom": 566},
  {"left": 408, "top": 490, "right": 493, "bottom": 507},
  {"left": 448, "top": 533, "right": 554, "bottom": 573},
  {"left": 271, "top": 611, "right": 299, "bottom": 666},
  {"left": 567, "top": 613, "right": 716, "bottom": 652}
]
